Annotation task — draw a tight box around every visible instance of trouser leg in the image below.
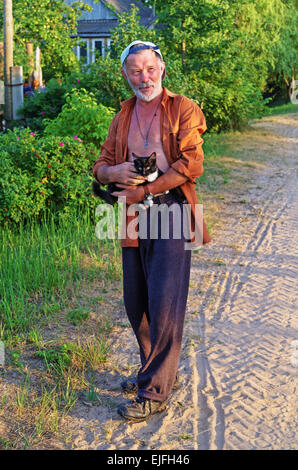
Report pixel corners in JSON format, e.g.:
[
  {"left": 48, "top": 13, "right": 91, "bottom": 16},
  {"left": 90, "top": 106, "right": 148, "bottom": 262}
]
[
  {"left": 137, "top": 234, "right": 191, "bottom": 402},
  {"left": 122, "top": 198, "right": 192, "bottom": 402},
  {"left": 122, "top": 247, "right": 151, "bottom": 367}
]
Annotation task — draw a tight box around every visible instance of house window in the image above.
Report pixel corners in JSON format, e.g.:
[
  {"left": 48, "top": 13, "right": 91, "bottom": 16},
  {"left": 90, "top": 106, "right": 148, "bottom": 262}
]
[
  {"left": 91, "top": 39, "right": 103, "bottom": 62},
  {"left": 76, "top": 40, "right": 89, "bottom": 64},
  {"left": 105, "top": 38, "right": 112, "bottom": 55}
]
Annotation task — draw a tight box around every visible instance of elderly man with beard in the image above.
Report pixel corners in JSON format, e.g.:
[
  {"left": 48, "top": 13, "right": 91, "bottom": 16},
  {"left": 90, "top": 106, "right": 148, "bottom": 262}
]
[{"left": 93, "top": 41, "right": 210, "bottom": 422}]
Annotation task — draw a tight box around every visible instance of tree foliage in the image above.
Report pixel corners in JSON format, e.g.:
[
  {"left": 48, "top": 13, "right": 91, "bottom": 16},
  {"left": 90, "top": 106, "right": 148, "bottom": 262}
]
[
  {"left": 2, "top": 0, "right": 296, "bottom": 131},
  {"left": 142, "top": 0, "right": 297, "bottom": 128},
  {"left": 0, "top": 0, "right": 91, "bottom": 79}
]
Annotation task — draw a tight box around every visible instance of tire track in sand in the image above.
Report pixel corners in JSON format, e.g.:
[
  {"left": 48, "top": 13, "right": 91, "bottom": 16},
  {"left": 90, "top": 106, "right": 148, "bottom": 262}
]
[{"left": 185, "top": 114, "right": 298, "bottom": 449}]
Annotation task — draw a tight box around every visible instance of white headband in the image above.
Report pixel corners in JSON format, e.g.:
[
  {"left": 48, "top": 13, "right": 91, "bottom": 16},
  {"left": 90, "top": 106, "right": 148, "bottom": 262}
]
[{"left": 120, "top": 40, "right": 163, "bottom": 66}]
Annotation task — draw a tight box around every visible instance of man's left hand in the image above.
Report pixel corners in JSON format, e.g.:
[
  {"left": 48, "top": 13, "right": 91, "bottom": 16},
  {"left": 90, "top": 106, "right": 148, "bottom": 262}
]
[{"left": 111, "top": 185, "right": 144, "bottom": 205}]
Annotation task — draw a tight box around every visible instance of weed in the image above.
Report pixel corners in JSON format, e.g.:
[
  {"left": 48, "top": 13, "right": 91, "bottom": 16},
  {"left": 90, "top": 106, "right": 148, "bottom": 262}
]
[
  {"left": 77, "top": 337, "right": 110, "bottom": 369},
  {"left": 179, "top": 433, "right": 192, "bottom": 440},
  {"left": 37, "top": 343, "right": 73, "bottom": 372},
  {"left": 66, "top": 307, "right": 90, "bottom": 326},
  {"left": 0, "top": 394, "right": 8, "bottom": 409},
  {"left": 27, "top": 329, "right": 44, "bottom": 350},
  {"left": 15, "top": 373, "right": 31, "bottom": 416},
  {"left": 9, "top": 349, "right": 24, "bottom": 369},
  {"left": 82, "top": 384, "right": 100, "bottom": 404}
]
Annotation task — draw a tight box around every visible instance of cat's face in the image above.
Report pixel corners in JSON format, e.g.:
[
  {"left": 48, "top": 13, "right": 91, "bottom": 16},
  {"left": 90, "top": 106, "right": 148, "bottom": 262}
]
[{"left": 132, "top": 152, "right": 157, "bottom": 176}]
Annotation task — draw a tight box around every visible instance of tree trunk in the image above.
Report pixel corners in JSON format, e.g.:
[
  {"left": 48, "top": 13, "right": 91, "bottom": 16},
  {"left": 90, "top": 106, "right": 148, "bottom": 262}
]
[
  {"left": 289, "top": 67, "right": 297, "bottom": 104},
  {"left": 3, "top": 0, "right": 14, "bottom": 121}
]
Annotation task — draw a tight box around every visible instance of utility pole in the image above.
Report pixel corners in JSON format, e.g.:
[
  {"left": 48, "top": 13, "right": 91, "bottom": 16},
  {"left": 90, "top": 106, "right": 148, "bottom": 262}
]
[{"left": 3, "top": 0, "right": 13, "bottom": 122}]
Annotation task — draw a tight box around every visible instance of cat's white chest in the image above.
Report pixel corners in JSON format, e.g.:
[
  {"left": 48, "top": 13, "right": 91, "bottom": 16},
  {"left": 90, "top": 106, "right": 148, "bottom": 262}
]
[{"left": 146, "top": 170, "right": 159, "bottom": 182}]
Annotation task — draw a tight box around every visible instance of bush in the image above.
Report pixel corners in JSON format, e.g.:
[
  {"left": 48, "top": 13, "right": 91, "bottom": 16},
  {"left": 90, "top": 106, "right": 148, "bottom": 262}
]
[
  {"left": 0, "top": 128, "right": 99, "bottom": 224},
  {"left": 43, "top": 88, "right": 115, "bottom": 146},
  {"left": 19, "top": 78, "right": 71, "bottom": 132},
  {"left": 76, "top": 56, "right": 132, "bottom": 111}
]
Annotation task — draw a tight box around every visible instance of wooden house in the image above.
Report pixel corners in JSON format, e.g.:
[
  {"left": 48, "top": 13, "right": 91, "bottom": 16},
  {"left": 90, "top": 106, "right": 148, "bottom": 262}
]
[{"left": 66, "top": 0, "right": 156, "bottom": 65}]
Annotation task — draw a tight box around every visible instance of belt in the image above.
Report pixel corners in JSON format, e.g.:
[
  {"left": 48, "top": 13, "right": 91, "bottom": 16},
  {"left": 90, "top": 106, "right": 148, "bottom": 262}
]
[{"left": 152, "top": 188, "right": 187, "bottom": 204}]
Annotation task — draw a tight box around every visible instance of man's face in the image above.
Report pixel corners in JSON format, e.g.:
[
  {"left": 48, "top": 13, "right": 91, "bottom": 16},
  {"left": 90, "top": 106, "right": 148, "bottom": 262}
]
[{"left": 122, "top": 49, "right": 165, "bottom": 102}]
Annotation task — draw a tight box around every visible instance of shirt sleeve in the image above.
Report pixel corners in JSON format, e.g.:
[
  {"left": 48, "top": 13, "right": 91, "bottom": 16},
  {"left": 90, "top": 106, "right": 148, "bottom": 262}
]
[
  {"left": 92, "top": 113, "right": 119, "bottom": 180},
  {"left": 170, "top": 97, "right": 207, "bottom": 183}
]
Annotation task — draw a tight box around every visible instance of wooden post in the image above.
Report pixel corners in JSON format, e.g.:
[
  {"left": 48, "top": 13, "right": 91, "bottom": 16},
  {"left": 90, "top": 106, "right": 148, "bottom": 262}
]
[
  {"left": 35, "top": 46, "right": 42, "bottom": 86},
  {"left": 0, "top": 42, "right": 4, "bottom": 80},
  {"left": 10, "top": 66, "right": 23, "bottom": 119},
  {"left": 3, "top": 0, "right": 14, "bottom": 122},
  {"left": 289, "top": 67, "right": 298, "bottom": 104},
  {"left": 26, "top": 41, "right": 34, "bottom": 86}
]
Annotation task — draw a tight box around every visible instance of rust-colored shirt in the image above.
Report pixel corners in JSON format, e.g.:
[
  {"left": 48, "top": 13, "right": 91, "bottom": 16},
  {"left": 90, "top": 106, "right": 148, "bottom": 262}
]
[{"left": 93, "top": 87, "right": 211, "bottom": 248}]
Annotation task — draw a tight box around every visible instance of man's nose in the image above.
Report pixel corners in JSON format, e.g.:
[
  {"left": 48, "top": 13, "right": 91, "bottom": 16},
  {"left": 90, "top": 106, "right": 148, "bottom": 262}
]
[{"left": 140, "top": 70, "right": 149, "bottom": 82}]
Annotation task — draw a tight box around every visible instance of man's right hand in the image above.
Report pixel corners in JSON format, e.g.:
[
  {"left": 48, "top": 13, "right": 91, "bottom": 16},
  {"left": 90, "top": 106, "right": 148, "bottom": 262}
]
[
  {"left": 113, "top": 162, "right": 147, "bottom": 185},
  {"left": 97, "top": 162, "right": 146, "bottom": 186}
]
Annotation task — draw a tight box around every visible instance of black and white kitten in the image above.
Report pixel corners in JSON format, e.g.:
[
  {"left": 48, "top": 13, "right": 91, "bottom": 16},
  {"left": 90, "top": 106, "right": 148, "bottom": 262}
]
[{"left": 92, "top": 152, "right": 160, "bottom": 206}]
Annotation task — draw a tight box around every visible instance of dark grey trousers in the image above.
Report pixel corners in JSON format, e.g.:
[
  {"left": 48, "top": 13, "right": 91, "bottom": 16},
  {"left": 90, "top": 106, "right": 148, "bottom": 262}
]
[{"left": 122, "top": 193, "right": 192, "bottom": 402}]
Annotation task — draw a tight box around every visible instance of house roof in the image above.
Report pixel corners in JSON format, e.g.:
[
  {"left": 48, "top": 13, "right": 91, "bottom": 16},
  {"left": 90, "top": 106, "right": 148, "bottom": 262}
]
[
  {"left": 76, "top": 19, "right": 118, "bottom": 36},
  {"left": 104, "top": 0, "right": 154, "bottom": 22},
  {"left": 75, "top": 0, "right": 156, "bottom": 36}
]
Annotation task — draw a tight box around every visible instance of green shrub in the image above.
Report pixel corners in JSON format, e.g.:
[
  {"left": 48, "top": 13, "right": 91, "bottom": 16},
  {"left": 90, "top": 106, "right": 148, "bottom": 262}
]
[
  {"left": 43, "top": 88, "right": 115, "bottom": 146},
  {"left": 19, "top": 79, "right": 70, "bottom": 132},
  {"left": 77, "top": 56, "right": 132, "bottom": 111},
  {"left": 0, "top": 128, "right": 99, "bottom": 224}
]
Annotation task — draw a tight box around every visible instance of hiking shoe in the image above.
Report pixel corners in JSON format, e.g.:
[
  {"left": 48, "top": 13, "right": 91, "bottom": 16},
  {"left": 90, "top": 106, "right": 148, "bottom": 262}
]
[
  {"left": 117, "top": 397, "right": 168, "bottom": 422},
  {"left": 121, "top": 373, "right": 180, "bottom": 394}
]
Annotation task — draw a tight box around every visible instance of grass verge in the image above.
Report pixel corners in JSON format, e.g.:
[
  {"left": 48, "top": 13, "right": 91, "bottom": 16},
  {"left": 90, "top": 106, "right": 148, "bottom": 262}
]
[
  {"left": 266, "top": 102, "right": 298, "bottom": 115},
  {"left": 0, "top": 209, "right": 121, "bottom": 449}
]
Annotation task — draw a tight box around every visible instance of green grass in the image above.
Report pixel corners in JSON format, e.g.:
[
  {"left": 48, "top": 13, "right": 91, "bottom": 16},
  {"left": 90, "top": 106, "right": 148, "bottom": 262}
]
[
  {"left": 0, "top": 210, "right": 121, "bottom": 341},
  {"left": 265, "top": 102, "right": 298, "bottom": 115},
  {"left": 197, "top": 132, "right": 231, "bottom": 195}
]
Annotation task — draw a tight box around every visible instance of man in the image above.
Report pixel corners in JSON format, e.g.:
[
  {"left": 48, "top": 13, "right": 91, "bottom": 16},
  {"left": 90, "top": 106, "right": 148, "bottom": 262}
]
[{"left": 93, "top": 40, "right": 210, "bottom": 422}]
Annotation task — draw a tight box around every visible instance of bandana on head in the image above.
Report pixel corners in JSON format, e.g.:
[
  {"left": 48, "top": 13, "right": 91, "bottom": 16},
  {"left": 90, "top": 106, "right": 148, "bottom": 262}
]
[{"left": 120, "top": 40, "right": 163, "bottom": 66}]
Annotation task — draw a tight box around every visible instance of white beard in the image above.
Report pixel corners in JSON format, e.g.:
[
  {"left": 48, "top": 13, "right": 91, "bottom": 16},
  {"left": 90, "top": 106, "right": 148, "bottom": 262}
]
[{"left": 126, "top": 75, "right": 163, "bottom": 103}]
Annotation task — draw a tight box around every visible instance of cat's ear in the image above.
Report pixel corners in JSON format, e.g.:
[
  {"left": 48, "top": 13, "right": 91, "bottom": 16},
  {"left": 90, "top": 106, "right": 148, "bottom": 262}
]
[
  {"left": 149, "top": 152, "right": 156, "bottom": 160},
  {"left": 132, "top": 152, "right": 139, "bottom": 159}
]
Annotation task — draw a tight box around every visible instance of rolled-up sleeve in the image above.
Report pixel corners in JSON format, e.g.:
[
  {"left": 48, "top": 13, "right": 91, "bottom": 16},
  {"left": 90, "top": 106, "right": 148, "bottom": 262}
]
[
  {"left": 93, "top": 113, "right": 119, "bottom": 180},
  {"left": 170, "top": 98, "right": 207, "bottom": 183}
]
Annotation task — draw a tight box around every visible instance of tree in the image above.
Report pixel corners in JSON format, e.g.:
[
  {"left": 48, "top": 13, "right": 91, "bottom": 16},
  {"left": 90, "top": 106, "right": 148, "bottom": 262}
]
[
  {"left": 0, "top": 0, "right": 91, "bottom": 80},
  {"left": 144, "top": 0, "right": 297, "bottom": 127}
]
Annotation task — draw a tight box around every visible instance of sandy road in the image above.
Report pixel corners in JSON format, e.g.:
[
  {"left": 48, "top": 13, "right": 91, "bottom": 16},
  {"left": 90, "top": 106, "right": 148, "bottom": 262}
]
[
  {"left": 69, "top": 114, "right": 297, "bottom": 450},
  {"left": 184, "top": 114, "right": 298, "bottom": 450}
]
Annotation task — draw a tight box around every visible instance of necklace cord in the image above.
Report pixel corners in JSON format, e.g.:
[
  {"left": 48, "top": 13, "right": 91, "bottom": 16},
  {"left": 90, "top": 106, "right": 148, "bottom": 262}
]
[{"left": 135, "top": 99, "right": 161, "bottom": 148}]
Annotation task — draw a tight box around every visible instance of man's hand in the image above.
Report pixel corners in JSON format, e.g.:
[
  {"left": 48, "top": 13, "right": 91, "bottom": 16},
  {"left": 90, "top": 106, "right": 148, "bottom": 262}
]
[
  {"left": 96, "top": 162, "right": 147, "bottom": 186},
  {"left": 111, "top": 185, "right": 144, "bottom": 205},
  {"left": 113, "top": 162, "right": 147, "bottom": 185}
]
